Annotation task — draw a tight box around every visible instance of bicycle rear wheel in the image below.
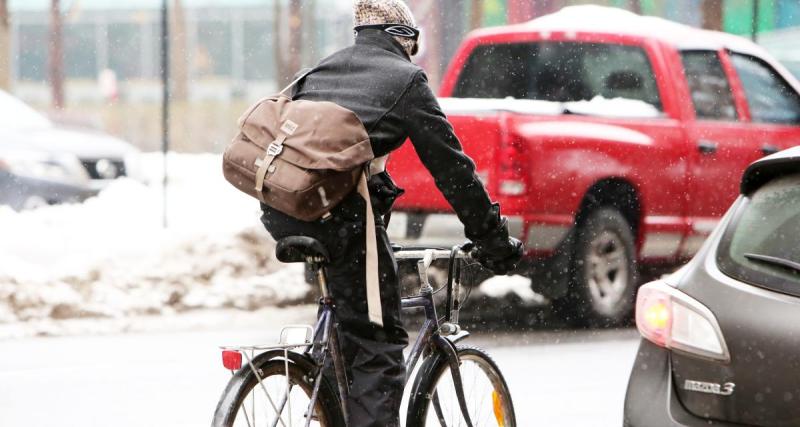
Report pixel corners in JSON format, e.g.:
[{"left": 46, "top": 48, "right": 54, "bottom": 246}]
[
  {"left": 408, "top": 345, "right": 516, "bottom": 427},
  {"left": 212, "top": 358, "right": 344, "bottom": 427}
]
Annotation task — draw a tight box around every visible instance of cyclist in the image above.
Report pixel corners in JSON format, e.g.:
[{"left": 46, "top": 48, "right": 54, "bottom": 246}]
[{"left": 259, "top": 1, "right": 524, "bottom": 425}]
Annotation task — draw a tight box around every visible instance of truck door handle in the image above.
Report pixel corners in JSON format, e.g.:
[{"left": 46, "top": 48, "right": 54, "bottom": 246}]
[
  {"left": 761, "top": 144, "right": 779, "bottom": 156},
  {"left": 698, "top": 140, "right": 718, "bottom": 155}
]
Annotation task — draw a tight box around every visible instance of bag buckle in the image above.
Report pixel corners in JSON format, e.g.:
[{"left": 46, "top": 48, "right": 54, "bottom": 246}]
[{"left": 267, "top": 142, "right": 283, "bottom": 157}]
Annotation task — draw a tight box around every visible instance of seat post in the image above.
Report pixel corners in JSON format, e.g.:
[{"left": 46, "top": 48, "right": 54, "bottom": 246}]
[{"left": 310, "top": 257, "right": 330, "bottom": 299}]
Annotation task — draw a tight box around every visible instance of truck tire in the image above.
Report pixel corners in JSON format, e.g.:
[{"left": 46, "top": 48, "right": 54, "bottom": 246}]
[{"left": 554, "top": 208, "right": 638, "bottom": 327}]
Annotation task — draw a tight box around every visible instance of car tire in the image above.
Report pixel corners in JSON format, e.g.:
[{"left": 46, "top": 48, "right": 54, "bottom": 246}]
[{"left": 553, "top": 208, "right": 638, "bottom": 327}]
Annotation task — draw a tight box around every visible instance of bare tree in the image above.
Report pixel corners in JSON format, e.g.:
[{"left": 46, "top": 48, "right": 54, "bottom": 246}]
[
  {"left": 287, "top": 0, "right": 302, "bottom": 78},
  {"left": 469, "top": 0, "right": 483, "bottom": 30},
  {"left": 701, "top": 0, "right": 723, "bottom": 31},
  {"left": 273, "top": 0, "right": 303, "bottom": 87},
  {"left": 49, "top": 0, "right": 65, "bottom": 108},
  {"left": 0, "top": 0, "right": 10, "bottom": 90},
  {"left": 170, "top": 0, "right": 188, "bottom": 101},
  {"left": 302, "top": 0, "right": 317, "bottom": 65},
  {"left": 629, "top": 0, "right": 643, "bottom": 14}
]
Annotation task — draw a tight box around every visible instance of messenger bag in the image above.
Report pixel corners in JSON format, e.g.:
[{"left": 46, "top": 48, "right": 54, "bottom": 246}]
[{"left": 222, "top": 72, "right": 386, "bottom": 326}]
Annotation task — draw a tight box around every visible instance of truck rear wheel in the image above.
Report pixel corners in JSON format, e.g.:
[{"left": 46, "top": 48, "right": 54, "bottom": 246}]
[{"left": 553, "top": 208, "right": 638, "bottom": 327}]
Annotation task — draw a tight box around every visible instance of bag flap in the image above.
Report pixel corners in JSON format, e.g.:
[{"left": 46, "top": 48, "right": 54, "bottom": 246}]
[{"left": 239, "top": 96, "right": 374, "bottom": 171}]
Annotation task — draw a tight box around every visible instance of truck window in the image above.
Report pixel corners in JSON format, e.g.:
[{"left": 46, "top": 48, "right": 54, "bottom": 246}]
[
  {"left": 453, "top": 41, "right": 662, "bottom": 110},
  {"left": 730, "top": 53, "right": 800, "bottom": 125},
  {"left": 680, "top": 51, "right": 738, "bottom": 121}
]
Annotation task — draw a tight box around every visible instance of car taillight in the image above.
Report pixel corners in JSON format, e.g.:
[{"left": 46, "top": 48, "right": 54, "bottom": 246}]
[
  {"left": 636, "top": 281, "right": 730, "bottom": 362},
  {"left": 222, "top": 350, "right": 242, "bottom": 371},
  {"left": 497, "top": 137, "right": 527, "bottom": 197}
]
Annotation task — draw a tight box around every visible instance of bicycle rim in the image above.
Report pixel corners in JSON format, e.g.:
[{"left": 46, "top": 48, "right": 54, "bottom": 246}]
[
  {"left": 226, "top": 361, "right": 330, "bottom": 427},
  {"left": 422, "top": 347, "right": 516, "bottom": 427}
]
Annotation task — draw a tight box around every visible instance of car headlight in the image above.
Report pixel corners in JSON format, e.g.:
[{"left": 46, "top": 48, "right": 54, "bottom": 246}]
[{"left": 0, "top": 151, "right": 90, "bottom": 185}]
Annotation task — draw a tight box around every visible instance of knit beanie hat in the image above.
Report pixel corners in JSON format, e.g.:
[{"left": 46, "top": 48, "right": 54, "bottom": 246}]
[{"left": 353, "top": 0, "right": 418, "bottom": 56}]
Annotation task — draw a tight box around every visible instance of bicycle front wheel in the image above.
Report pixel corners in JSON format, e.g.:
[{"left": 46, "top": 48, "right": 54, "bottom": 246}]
[
  {"left": 408, "top": 345, "right": 516, "bottom": 427},
  {"left": 212, "top": 358, "right": 344, "bottom": 427}
]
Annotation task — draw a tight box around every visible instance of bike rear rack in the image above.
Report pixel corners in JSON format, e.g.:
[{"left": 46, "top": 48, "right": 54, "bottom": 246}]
[{"left": 219, "top": 325, "right": 316, "bottom": 427}]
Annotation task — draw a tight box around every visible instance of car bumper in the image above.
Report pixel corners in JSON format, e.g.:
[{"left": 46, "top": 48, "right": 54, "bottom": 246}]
[
  {"left": 624, "top": 339, "right": 742, "bottom": 427},
  {"left": 0, "top": 173, "right": 96, "bottom": 210},
  {"left": 386, "top": 212, "right": 570, "bottom": 252}
]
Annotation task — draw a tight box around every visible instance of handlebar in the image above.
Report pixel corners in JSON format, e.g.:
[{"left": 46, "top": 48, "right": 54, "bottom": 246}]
[
  {"left": 394, "top": 247, "right": 472, "bottom": 274},
  {"left": 393, "top": 248, "right": 471, "bottom": 260}
]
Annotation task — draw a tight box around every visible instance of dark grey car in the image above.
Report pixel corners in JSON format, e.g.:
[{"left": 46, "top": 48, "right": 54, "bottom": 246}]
[{"left": 624, "top": 147, "right": 800, "bottom": 426}]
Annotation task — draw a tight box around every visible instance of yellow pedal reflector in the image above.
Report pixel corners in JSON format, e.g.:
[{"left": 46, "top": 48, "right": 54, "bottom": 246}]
[{"left": 492, "top": 390, "right": 505, "bottom": 426}]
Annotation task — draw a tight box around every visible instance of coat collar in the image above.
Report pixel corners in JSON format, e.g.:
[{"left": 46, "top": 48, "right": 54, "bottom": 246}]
[{"left": 355, "top": 29, "right": 411, "bottom": 61}]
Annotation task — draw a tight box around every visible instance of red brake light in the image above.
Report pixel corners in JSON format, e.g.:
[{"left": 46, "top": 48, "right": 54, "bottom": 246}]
[
  {"left": 222, "top": 350, "right": 242, "bottom": 371},
  {"left": 497, "top": 137, "right": 528, "bottom": 196},
  {"left": 635, "top": 280, "right": 730, "bottom": 362},
  {"left": 635, "top": 286, "right": 672, "bottom": 347}
]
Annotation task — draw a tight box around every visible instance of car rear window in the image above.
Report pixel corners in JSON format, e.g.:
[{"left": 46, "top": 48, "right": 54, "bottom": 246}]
[
  {"left": 452, "top": 41, "right": 662, "bottom": 110},
  {"left": 717, "top": 173, "right": 800, "bottom": 296}
]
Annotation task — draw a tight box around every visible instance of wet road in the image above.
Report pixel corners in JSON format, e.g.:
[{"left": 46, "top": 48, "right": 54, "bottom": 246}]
[{"left": 0, "top": 316, "right": 639, "bottom": 426}]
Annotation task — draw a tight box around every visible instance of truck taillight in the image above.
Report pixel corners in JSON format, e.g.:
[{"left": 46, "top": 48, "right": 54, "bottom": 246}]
[
  {"left": 497, "top": 138, "right": 528, "bottom": 197},
  {"left": 636, "top": 281, "right": 730, "bottom": 362}
]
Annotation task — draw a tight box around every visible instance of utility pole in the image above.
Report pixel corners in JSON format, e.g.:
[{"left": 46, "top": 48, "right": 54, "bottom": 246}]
[
  {"left": 161, "top": 0, "right": 170, "bottom": 228},
  {"left": 0, "top": 0, "right": 10, "bottom": 90},
  {"left": 49, "top": 0, "right": 65, "bottom": 108},
  {"left": 751, "top": 0, "right": 760, "bottom": 42}
]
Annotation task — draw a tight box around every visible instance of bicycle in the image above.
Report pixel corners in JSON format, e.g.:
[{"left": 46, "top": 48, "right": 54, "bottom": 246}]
[{"left": 212, "top": 236, "right": 516, "bottom": 427}]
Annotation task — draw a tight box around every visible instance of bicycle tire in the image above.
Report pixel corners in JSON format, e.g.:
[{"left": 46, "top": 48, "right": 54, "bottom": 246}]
[
  {"left": 407, "top": 345, "right": 516, "bottom": 427},
  {"left": 212, "top": 355, "right": 345, "bottom": 427}
]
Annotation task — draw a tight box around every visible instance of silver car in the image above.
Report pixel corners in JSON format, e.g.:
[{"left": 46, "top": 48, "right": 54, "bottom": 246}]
[{"left": 0, "top": 90, "right": 140, "bottom": 209}]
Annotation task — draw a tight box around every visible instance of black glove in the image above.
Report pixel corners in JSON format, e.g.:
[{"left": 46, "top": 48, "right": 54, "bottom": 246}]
[
  {"left": 368, "top": 172, "right": 405, "bottom": 216},
  {"left": 469, "top": 217, "right": 524, "bottom": 275}
]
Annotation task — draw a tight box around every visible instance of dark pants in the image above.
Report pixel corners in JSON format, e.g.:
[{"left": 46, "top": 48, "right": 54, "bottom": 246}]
[{"left": 260, "top": 184, "right": 408, "bottom": 427}]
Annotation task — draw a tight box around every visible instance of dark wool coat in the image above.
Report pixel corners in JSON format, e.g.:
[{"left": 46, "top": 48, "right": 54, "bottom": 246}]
[{"left": 290, "top": 28, "right": 501, "bottom": 240}]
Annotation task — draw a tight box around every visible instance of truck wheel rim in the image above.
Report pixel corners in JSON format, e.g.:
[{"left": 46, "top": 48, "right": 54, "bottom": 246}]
[{"left": 585, "top": 230, "right": 628, "bottom": 315}]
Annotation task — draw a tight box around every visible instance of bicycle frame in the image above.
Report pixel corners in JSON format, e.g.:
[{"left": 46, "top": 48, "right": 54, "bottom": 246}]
[{"left": 220, "top": 245, "right": 476, "bottom": 427}]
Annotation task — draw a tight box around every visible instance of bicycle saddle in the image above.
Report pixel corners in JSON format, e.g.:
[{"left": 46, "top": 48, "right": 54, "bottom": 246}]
[{"left": 275, "top": 236, "right": 330, "bottom": 263}]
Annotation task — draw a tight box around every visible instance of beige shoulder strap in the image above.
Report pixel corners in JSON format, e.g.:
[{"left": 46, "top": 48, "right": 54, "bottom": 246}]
[
  {"left": 279, "top": 68, "right": 314, "bottom": 96},
  {"left": 369, "top": 155, "right": 389, "bottom": 176},
  {"left": 357, "top": 170, "right": 383, "bottom": 326}
]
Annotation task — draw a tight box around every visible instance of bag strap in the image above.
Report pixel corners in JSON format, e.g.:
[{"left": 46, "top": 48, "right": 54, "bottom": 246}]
[
  {"left": 358, "top": 168, "right": 383, "bottom": 327},
  {"left": 279, "top": 68, "right": 314, "bottom": 97}
]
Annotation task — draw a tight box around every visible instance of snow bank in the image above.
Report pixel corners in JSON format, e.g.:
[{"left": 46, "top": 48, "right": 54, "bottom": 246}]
[
  {"left": 0, "top": 153, "right": 310, "bottom": 324},
  {"left": 479, "top": 275, "right": 547, "bottom": 305},
  {"left": 0, "top": 152, "right": 543, "bottom": 333}
]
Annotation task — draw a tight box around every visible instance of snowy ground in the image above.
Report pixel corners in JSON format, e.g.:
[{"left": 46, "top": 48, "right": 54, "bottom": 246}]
[
  {"left": 0, "top": 153, "right": 540, "bottom": 337},
  {"left": 0, "top": 316, "right": 640, "bottom": 427}
]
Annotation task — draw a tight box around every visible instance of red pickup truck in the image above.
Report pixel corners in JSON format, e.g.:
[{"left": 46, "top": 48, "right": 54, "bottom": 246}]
[{"left": 387, "top": 6, "right": 800, "bottom": 326}]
